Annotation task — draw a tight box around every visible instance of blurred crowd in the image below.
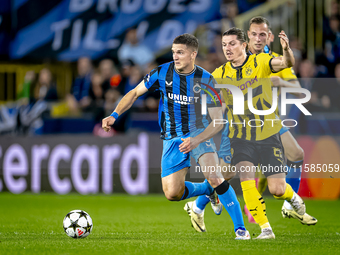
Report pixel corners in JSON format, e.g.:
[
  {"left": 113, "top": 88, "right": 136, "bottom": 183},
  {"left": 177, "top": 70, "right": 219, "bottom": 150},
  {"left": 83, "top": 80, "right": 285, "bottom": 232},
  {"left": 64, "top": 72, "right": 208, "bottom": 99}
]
[
  {"left": 195, "top": 0, "right": 340, "bottom": 113},
  {"left": 3, "top": 27, "right": 160, "bottom": 136},
  {"left": 2, "top": 0, "right": 340, "bottom": 136}
]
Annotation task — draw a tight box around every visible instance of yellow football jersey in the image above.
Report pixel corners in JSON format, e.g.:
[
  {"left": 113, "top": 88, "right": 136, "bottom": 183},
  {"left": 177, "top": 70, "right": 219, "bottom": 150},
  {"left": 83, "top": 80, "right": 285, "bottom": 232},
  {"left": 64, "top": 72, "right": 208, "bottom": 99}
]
[
  {"left": 270, "top": 51, "right": 298, "bottom": 116},
  {"left": 213, "top": 53, "right": 282, "bottom": 141},
  {"left": 270, "top": 51, "right": 297, "bottom": 81}
]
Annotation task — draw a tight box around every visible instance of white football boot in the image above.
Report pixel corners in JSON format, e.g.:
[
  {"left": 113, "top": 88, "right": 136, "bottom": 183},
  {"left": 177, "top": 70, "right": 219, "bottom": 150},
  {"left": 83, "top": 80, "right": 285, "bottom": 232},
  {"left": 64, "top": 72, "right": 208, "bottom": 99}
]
[
  {"left": 287, "top": 193, "right": 306, "bottom": 216},
  {"left": 254, "top": 228, "right": 275, "bottom": 239},
  {"left": 282, "top": 201, "right": 317, "bottom": 225},
  {"left": 184, "top": 201, "right": 206, "bottom": 232},
  {"left": 235, "top": 229, "right": 251, "bottom": 240},
  {"left": 207, "top": 191, "right": 223, "bottom": 215}
]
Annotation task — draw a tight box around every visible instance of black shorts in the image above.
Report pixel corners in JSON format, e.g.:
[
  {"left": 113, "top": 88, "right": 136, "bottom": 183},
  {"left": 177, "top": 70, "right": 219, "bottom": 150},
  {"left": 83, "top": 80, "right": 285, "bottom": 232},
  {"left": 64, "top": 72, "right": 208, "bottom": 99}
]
[{"left": 230, "top": 133, "right": 285, "bottom": 177}]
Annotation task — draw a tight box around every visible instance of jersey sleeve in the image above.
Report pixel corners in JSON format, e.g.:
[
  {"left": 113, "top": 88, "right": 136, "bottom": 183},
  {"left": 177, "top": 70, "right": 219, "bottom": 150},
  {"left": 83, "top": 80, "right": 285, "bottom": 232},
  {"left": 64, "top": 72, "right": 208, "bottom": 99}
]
[
  {"left": 256, "top": 53, "right": 275, "bottom": 75},
  {"left": 276, "top": 67, "right": 298, "bottom": 81},
  {"left": 212, "top": 66, "right": 222, "bottom": 79},
  {"left": 143, "top": 68, "right": 160, "bottom": 91}
]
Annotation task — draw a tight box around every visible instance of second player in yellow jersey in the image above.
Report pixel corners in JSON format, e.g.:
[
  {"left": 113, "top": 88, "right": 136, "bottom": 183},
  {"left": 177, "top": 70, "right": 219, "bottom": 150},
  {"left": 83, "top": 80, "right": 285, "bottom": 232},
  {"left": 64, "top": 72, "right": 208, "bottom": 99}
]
[
  {"left": 213, "top": 53, "right": 282, "bottom": 141},
  {"left": 215, "top": 26, "right": 307, "bottom": 239}
]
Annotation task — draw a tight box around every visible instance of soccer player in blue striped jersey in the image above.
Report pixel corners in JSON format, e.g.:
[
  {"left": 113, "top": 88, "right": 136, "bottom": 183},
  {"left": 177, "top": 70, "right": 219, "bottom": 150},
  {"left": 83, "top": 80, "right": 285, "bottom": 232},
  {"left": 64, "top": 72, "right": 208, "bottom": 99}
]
[{"left": 102, "top": 34, "right": 249, "bottom": 240}]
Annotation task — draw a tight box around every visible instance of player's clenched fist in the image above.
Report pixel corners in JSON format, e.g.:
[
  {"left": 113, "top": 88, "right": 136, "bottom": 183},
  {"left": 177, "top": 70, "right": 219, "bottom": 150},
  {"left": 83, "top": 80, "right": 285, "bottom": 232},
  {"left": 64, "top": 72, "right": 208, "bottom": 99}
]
[{"left": 102, "top": 116, "right": 115, "bottom": 132}]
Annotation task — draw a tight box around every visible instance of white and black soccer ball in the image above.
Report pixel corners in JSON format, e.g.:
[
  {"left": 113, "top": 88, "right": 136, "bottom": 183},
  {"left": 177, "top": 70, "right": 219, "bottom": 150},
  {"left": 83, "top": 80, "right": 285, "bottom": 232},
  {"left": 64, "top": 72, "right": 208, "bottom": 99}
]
[{"left": 63, "top": 210, "right": 93, "bottom": 238}]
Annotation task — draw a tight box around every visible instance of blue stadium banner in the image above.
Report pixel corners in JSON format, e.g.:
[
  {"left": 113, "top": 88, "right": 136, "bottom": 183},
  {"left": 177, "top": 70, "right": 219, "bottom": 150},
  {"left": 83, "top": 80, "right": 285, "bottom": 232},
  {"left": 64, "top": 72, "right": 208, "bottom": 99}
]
[
  {"left": 10, "top": 0, "right": 221, "bottom": 61},
  {"left": 0, "top": 0, "right": 11, "bottom": 57}
]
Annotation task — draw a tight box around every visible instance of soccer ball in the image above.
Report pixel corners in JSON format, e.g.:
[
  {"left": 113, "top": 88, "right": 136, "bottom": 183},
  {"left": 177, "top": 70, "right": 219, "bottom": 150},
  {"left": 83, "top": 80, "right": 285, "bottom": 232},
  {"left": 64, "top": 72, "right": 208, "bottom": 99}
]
[{"left": 63, "top": 210, "right": 93, "bottom": 238}]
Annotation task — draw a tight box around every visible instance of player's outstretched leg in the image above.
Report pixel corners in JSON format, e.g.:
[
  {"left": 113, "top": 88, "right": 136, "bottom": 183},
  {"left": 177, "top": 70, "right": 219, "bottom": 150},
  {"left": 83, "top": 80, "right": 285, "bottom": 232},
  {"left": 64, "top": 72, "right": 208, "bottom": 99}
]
[
  {"left": 241, "top": 179, "right": 275, "bottom": 239},
  {"left": 280, "top": 132, "right": 318, "bottom": 225},
  {"left": 273, "top": 183, "right": 306, "bottom": 215},
  {"left": 182, "top": 179, "right": 215, "bottom": 232},
  {"left": 185, "top": 152, "right": 249, "bottom": 239},
  {"left": 269, "top": 176, "right": 306, "bottom": 220},
  {"left": 244, "top": 177, "right": 262, "bottom": 224},
  {"left": 180, "top": 180, "right": 214, "bottom": 200},
  {"left": 280, "top": 168, "right": 317, "bottom": 225},
  {"left": 215, "top": 180, "right": 250, "bottom": 240},
  {"left": 280, "top": 132, "right": 317, "bottom": 225},
  {"left": 184, "top": 200, "right": 206, "bottom": 232},
  {"left": 193, "top": 158, "right": 235, "bottom": 216},
  {"left": 185, "top": 180, "right": 249, "bottom": 239},
  {"left": 162, "top": 166, "right": 214, "bottom": 201},
  {"left": 203, "top": 153, "right": 249, "bottom": 239},
  {"left": 282, "top": 160, "right": 303, "bottom": 213},
  {"left": 282, "top": 159, "right": 304, "bottom": 219},
  {"left": 194, "top": 190, "right": 222, "bottom": 216}
]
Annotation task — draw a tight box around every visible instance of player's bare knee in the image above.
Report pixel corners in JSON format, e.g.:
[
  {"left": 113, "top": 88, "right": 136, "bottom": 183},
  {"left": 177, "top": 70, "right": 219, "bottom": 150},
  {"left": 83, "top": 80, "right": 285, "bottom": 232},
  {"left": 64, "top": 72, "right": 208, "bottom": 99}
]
[
  {"left": 222, "top": 171, "right": 236, "bottom": 181},
  {"left": 206, "top": 178, "right": 223, "bottom": 188},
  {"left": 268, "top": 182, "right": 286, "bottom": 197},
  {"left": 239, "top": 170, "right": 255, "bottom": 182},
  {"left": 163, "top": 189, "right": 183, "bottom": 201},
  {"left": 164, "top": 192, "right": 181, "bottom": 201}
]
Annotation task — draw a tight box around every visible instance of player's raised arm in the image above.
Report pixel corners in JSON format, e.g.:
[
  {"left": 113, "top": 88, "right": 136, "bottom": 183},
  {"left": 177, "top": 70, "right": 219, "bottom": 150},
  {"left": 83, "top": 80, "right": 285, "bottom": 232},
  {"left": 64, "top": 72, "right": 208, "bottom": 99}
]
[
  {"left": 102, "top": 81, "right": 148, "bottom": 132},
  {"left": 271, "top": 30, "right": 295, "bottom": 72}
]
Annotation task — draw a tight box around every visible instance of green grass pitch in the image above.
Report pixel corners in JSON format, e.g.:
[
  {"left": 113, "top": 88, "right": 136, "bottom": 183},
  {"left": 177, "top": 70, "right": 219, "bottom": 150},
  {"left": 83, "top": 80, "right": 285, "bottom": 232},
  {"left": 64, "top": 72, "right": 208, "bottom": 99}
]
[{"left": 0, "top": 193, "right": 339, "bottom": 255}]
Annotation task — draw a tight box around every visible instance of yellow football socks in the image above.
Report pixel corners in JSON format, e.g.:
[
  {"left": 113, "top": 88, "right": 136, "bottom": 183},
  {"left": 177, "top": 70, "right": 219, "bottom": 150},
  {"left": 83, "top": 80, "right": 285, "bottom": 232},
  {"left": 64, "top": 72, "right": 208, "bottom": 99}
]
[
  {"left": 273, "top": 183, "right": 294, "bottom": 201},
  {"left": 241, "top": 180, "right": 269, "bottom": 229}
]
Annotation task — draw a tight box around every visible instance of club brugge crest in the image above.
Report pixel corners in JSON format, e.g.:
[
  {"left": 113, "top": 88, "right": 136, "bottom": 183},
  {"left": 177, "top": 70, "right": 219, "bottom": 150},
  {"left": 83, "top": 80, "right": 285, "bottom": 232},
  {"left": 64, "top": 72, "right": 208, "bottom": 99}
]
[
  {"left": 245, "top": 66, "right": 253, "bottom": 76},
  {"left": 193, "top": 83, "right": 201, "bottom": 93},
  {"left": 225, "top": 155, "right": 231, "bottom": 162}
]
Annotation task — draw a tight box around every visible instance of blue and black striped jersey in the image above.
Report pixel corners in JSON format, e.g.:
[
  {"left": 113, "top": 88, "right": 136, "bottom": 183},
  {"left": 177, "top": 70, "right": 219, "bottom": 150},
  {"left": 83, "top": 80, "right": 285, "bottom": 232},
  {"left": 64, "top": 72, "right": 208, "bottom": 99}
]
[{"left": 144, "top": 61, "right": 221, "bottom": 140}]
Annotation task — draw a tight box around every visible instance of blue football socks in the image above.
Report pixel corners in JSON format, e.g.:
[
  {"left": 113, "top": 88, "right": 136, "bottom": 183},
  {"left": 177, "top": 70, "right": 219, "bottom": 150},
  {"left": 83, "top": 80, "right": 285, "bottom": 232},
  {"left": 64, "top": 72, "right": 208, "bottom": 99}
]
[
  {"left": 180, "top": 179, "right": 213, "bottom": 200},
  {"left": 195, "top": 194, "right": 210, "bottom": 210},
  {"left": 215, "top": 181, "right": 246, "bottom": 232},
  {"left": 286, "top": 159, "right": 303, "bottom": 193}
]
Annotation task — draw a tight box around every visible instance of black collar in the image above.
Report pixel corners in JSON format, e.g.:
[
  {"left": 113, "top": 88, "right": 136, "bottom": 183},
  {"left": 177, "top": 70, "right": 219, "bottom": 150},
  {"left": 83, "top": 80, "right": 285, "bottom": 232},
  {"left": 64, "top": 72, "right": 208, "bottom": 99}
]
[
  {"left": 174, "top": 64, "right": 196, "bottom": 76},
  {"left": 230, "top": 55, "right": 249, "bottom": 69}
]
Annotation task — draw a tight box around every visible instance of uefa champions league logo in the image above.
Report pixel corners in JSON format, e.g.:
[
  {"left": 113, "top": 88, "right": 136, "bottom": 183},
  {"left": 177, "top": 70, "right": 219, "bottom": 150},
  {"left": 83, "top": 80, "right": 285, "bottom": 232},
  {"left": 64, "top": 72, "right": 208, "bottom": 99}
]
[
  {"left": 194, "top": 82, "right": 222, "bottom": 116},
  {"left": 193, "top": 82, "right": 222, "bottom": 107}
]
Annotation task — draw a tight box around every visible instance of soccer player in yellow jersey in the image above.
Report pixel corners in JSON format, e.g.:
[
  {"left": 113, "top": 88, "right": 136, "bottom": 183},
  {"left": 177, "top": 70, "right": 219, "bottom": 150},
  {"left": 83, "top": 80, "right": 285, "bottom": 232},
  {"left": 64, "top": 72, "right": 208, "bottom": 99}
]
[
  {"left": 212, "top": 27, "right": 306, "bottom": 239},
  {"left": 245, "top": 16, "right": 317, "bottom": 225}
]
